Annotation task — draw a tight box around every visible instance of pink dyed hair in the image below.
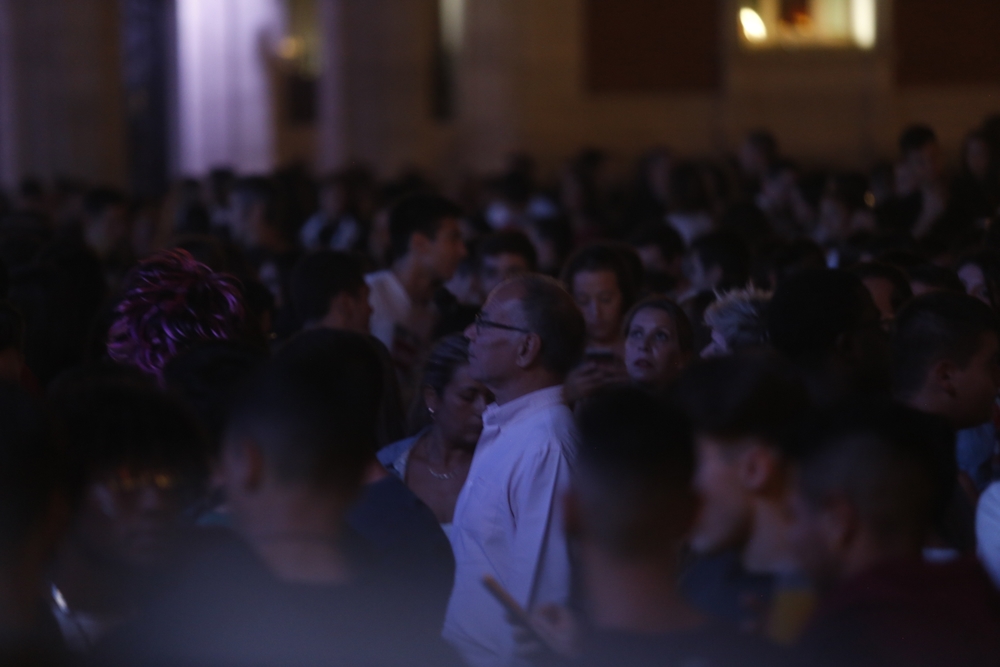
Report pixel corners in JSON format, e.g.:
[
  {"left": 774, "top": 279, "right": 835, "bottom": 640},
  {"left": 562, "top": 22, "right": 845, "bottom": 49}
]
[{"left": 107, "top": 248, "right": 246, "bottom": 378}]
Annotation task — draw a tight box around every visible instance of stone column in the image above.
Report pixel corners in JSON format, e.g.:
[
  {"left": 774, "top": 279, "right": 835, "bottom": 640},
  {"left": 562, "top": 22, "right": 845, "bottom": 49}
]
[{"left": 174, "top": 0, "right": 285, "bottom": 176}]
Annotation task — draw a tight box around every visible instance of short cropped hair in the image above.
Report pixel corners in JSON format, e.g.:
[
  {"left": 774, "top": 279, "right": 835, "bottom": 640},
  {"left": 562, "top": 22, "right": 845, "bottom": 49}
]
[
  {"left": 479, "top": 231, "right": 538, "bottom": 271},
  {"left": 228, "top": 330, "right": 383, "bottom": 492},
  {"left": 789, "top": 400, "right": 952, "bottom": 548},
  {"left": 575, "top": 385, "right": 696, "bottom": 558},
  {"left": 290, "top": 251, "right": 366, "bottom": 326},
  {"left": 767, "top": 269, "right": 873, "bottom": 367},
  {"left": 892, "top": 292, "right": 1000, "bottom": 400},
  {"left": 511, "top": 275, "right": 586, "bottom": 377},
  {"left": 674, "top": 351, "right": 809, "bottom": 451},
  {"left": 561, "top": 243, "right": 640, "bottom": 314},
  {"left": 388, "top": 193, "right": 463, "bottom": 261}
]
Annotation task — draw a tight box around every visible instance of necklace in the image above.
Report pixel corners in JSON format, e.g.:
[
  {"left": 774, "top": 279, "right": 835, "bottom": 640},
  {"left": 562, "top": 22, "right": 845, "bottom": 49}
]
[{"left": 415, "top": 431, "right": 459, "bottom": 480}]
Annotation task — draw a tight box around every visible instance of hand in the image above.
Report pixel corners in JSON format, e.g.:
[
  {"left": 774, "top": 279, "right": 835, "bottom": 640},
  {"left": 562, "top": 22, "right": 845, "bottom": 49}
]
[
  {"left": 563, "top": 362, "right": 623, "bottom": 403},
  {"left": 511, "top": 604, "right": 580, "bottom": 665}
]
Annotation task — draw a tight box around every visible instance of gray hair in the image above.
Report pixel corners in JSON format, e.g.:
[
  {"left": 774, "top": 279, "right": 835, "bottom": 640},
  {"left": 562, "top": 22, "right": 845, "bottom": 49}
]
[{"left": 704, "top": 287, "right": 772, "bottom": 352}]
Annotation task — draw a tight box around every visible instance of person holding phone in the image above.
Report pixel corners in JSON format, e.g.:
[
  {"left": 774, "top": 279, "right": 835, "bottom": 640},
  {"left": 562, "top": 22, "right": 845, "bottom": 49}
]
[{"left": 561, "top": 244, "right": 639, "bottom": 402}]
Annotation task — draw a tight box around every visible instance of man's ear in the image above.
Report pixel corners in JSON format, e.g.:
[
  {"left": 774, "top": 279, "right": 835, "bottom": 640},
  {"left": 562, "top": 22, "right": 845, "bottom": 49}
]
[
  {"left": 929, "top": 359, "right": 958, "bottom": 398},
  {"left": 737, "top": 442, "right": 781, "bottom": 493},
  {"left": 515, "top": 332, "right": 543, "bottom": 369}
]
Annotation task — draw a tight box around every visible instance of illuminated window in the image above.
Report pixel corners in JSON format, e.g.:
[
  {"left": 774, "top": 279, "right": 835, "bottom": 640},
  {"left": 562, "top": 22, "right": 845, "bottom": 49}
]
[{"left": 738, "top": 0, "right": 876, "bottom": 49}]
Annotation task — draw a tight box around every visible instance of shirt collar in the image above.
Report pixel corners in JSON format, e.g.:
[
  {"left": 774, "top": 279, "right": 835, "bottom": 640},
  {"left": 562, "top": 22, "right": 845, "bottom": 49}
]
[{"left": 482, "top": 385, "right": 565, "bottom": 429}]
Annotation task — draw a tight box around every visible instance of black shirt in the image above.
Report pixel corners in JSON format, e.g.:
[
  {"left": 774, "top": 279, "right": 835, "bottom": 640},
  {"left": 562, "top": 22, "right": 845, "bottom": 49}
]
[
  {"left": 97, "top": 531, "right": 461, "bottom": 667},
  {"left": 575, "top": 624, "right": 784, "bottom": 667},
  {"left": 679, "top": 550, "right": 775, "bottom": 632}
]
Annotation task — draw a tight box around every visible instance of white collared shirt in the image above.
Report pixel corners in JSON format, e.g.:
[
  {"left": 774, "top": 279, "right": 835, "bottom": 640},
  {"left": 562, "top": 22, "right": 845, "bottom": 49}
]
[
  {"left": 443, "top": 385, "right": 576, "bottom": 667},
  {"left": 977, "top": 482, "right": 1000, "bottom": 587}
]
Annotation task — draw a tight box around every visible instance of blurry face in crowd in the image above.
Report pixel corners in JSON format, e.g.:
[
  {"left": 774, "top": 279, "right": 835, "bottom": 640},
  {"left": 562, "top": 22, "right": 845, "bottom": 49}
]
[
  {"left": 480, "top": 253, "right": 531, "bottom": 297},
  {"left": 905, "top": 142, "right": 943, "bottom": 188},
  {"left": 690, "top": 436, "right": 753, "bottom": 554},
  {"left": 74, "top": 466, "right": 187, "bottom": 569},
  {"left": 624, "top": 307, "right": 685, "bottom": 387},
  {"left": 739, "top": 140, "right": 769, "bottom": 179},
  {"left": 946, "top": 332, "right": 1000, "bottom": 428},
  {"left": 635, "top": 244, "right": 669, "bottom": 275},
  {"left": 861, "top": 277, "right": 896, "bottom": 327},
  {"left": 83, "top": 204, "right": 129, "bottom": 259},
  {"left": 425, "top": 364, "right": 492, "bottom": 448},
  {"left": 464, "top": 284, "right": 528, "bottom": 390},
  {"left": 573, "top": 270, "right": 624, "bottom": 346},
  {"left": 959, "top": 263, "right": 991, "bottom": 306},
  {"left": 422, "top": 217, "right": 468, "bottom": 282}
]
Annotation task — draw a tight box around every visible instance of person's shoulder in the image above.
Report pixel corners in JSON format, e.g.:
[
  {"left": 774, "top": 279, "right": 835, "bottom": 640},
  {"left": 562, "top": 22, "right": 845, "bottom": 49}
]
[
  {"left": 980, "top": 481, "right": 1000, "bottom": 509},
  {"left": 377, "top": 433, "right": 420, "bottom": 472}
]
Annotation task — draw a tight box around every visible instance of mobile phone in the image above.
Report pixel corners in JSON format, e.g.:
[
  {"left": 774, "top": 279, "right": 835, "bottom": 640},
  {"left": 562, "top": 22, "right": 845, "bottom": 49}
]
[{"left": 481, "top": 575, "right": 560, "bottom": 652}]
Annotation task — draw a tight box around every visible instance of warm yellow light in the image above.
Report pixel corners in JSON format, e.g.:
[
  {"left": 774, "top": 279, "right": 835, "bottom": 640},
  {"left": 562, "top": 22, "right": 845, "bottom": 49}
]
[
  {"left": 851, "top": 0, "right": 876, "bottom": 49},
  {"left": 740, "top": 8, "right": 768, "bottom": 42},
  {"left": 278, "top": 36, "right": 303, "bottom": 60}
]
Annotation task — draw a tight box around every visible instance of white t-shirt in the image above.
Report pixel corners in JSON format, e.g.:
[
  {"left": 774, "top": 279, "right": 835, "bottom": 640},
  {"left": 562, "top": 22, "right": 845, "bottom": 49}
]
[{"left": 366, "top": 270, "right": 413, "bottom": 351}]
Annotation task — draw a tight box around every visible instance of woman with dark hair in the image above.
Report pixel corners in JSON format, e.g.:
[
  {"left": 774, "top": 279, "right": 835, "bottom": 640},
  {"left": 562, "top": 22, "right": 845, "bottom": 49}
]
[
  {"left": 623, "top": 296, "right": 694, "bottom": 391},
  {"left": 106, "top": 249, "right": 246, "bottom": 381},
  {"left": 377, "top": 334, "right": 491, "bottom": 527},
  {"left": 560, "top": 244, "right": 639, "bottom": 402}
]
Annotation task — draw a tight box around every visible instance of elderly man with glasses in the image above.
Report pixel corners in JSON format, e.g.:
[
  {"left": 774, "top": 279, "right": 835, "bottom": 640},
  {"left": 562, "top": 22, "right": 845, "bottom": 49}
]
[{"left": 443, "top": 275, "right": 586, "bottom": 667}]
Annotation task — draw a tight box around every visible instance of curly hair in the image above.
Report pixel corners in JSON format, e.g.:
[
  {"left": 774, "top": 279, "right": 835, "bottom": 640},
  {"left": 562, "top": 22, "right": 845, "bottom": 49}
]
[{"left": 107, "top": 249, "right": 245, "bottom": 378}]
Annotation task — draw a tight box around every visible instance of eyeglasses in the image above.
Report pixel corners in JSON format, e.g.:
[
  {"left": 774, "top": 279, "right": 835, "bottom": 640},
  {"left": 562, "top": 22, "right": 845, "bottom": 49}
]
[{"left": 474, "top": 312, "right": 532, "bottom": 335}]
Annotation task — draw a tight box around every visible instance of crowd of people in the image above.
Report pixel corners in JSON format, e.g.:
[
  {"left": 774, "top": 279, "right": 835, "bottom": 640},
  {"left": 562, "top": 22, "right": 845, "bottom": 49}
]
[{"left": 2, "top": 117, "right": 1000, "bottom": 667}]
